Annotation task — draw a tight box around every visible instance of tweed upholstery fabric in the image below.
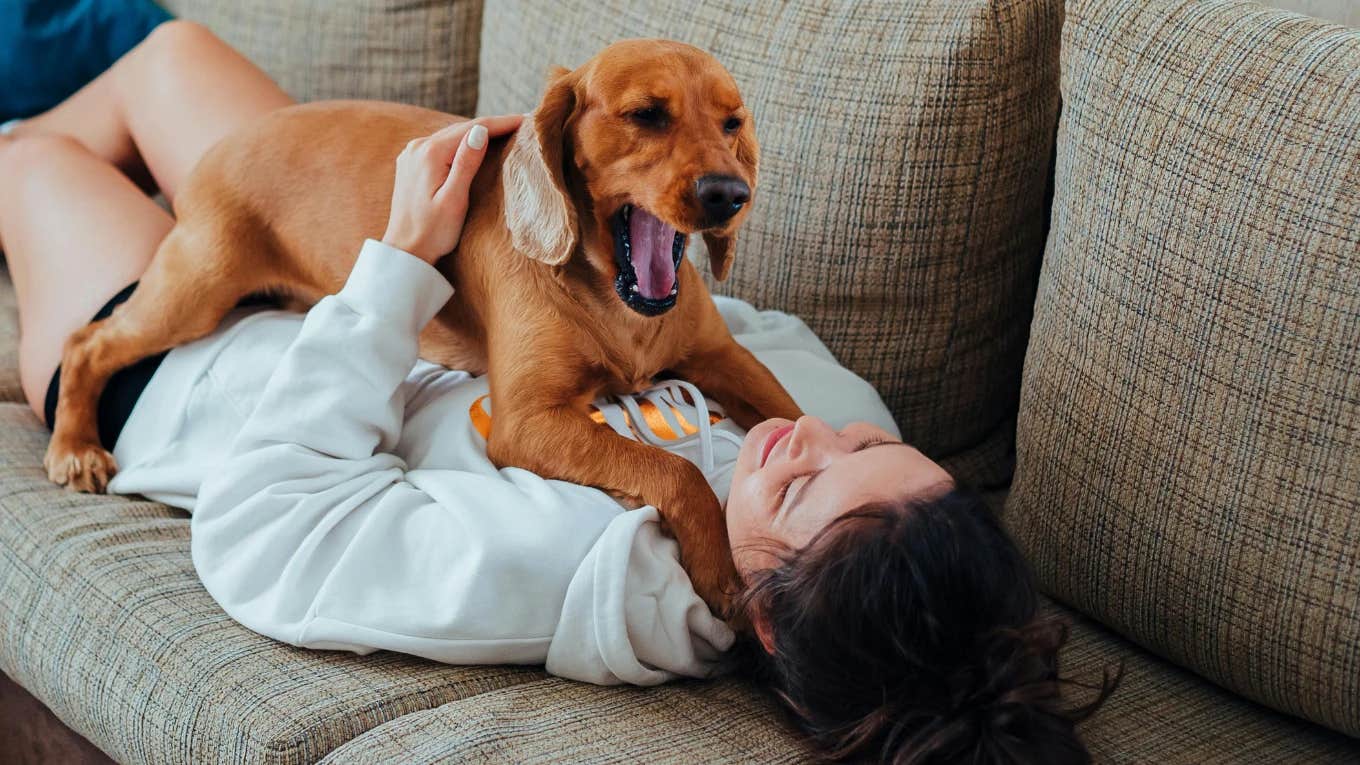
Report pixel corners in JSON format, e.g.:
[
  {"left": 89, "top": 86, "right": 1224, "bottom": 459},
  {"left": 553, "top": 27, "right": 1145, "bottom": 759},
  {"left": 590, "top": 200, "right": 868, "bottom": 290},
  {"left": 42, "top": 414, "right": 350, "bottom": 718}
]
[
  {"left": 158, "top": 0, "right": 483, "bottom": 115},
  {"left": 0, "top": 401, "right": 544, "bottom": 764},
  {"left": 323, "top": 678, "right": 810, "bottom": 764},
  {"left": 1005, "top": 0, "right": 1360, "bottom": 737},
  {"left": 478, "top": 0, "right": 1063, "bottom": 488},
  {"left": 319, "top": 597, "right": 1359, "bottom": 764},
  {"left": 1061, "top": 601, "right": 1359, "bottom": 764},
  {"left": 0, "top": 265, "right": 19, "bottom": 403}
]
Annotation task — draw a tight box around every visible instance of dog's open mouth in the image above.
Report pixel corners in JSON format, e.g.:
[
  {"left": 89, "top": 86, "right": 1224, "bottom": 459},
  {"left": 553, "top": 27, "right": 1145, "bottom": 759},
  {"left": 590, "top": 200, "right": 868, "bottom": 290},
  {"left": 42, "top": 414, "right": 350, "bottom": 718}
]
[{"left": 612, "top": 204, "right": 686, "bottom": 316}]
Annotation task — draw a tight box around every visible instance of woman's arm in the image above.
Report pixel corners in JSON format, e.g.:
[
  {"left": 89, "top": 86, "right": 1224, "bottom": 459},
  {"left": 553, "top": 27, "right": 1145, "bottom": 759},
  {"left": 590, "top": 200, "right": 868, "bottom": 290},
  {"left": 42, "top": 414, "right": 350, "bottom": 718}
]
[
  {"left": 189, "top": 117, "right": 571, "bottom": 659},
  {"left": 191, "top": 234, "right": 614, "bottom": 668},
  {"left": 190, "top": 239, "right": 507, "bottom": 652}
]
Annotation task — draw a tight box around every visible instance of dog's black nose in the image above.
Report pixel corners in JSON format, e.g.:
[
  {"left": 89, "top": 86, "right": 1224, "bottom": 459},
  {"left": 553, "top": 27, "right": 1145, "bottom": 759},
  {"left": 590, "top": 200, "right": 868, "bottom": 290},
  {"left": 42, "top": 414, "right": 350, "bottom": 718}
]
[{"left": 696, "top": 175, "right": 750, "bottom": 225}]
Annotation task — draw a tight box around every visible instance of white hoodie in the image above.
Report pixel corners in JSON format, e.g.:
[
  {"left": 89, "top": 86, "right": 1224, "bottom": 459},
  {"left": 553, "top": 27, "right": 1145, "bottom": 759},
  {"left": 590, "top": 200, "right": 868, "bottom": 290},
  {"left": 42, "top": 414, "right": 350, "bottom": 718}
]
[{"left": 105, "top": 239, "right": 899, "bottom": 685}]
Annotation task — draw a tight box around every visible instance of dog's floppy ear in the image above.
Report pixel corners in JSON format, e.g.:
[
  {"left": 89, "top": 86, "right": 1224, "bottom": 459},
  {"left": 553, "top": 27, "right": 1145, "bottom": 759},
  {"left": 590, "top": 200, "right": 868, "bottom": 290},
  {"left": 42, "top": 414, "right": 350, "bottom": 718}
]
[
  {"left": 503, "top": 67, "right": 578, "bottom": 266},
  {"left": 704, "top": 117, "right": 760, "bottom": 282}
]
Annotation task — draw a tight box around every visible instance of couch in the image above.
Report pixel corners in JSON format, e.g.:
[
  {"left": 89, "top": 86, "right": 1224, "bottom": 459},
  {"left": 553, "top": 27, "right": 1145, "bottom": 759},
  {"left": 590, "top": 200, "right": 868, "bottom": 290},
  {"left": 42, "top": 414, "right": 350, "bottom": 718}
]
[{"left": 2, "top": 0, "right": 1357, "bottom": 762}]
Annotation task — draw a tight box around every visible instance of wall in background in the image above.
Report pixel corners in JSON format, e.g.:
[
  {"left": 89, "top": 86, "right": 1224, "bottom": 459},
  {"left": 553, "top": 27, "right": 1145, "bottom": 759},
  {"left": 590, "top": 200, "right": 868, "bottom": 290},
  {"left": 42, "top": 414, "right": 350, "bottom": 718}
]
[{"left": 1269, "top": 0, "right": 1360, "bottom": 26}]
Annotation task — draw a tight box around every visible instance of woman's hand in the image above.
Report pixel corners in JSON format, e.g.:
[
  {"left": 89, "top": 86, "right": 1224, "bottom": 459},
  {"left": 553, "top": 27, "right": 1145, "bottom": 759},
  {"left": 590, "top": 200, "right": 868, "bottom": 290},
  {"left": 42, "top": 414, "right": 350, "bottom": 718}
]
[{"left": 381, "top": 114, "right": 524, "bottom": 264}]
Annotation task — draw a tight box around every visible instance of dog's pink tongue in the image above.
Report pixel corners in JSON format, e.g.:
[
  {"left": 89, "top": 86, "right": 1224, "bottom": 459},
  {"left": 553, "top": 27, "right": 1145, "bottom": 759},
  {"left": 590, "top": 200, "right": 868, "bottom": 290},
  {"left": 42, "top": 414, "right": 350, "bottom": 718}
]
[{"left": 629, "top": 207, "right": 677, "bottom": 299}]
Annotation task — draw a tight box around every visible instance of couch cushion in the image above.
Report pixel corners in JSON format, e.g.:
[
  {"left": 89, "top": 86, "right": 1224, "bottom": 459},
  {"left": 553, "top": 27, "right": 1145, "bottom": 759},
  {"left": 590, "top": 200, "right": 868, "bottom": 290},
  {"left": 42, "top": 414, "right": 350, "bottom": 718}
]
[
  {"left": 1064, "top": 600, "right": 1358, "bottom": 764},
  {"left": 158, "top": 0, "right": 483, "bottom": 115},
  {"left": 1005, "top": 0, "right": 1360, "bottom": 737},
  {"left": 321, "top": 677, "right": 810, "bottom": 764},
  {"left": 0, "top": 402, "right": 544, "bottom": 765},
  {"left": 318, "top": 598, "right": 1360, "bottom": 764},
  {"left": 477, "top": 0, "right": 1063, "bottom": 488}
]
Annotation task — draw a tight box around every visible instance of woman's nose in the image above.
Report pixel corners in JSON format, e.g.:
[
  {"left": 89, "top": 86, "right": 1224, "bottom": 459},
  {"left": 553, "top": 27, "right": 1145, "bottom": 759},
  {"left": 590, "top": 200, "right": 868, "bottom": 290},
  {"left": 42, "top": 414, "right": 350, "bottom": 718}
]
[{"left": 785, "top": 415, "right": 836, "bottom": 460}]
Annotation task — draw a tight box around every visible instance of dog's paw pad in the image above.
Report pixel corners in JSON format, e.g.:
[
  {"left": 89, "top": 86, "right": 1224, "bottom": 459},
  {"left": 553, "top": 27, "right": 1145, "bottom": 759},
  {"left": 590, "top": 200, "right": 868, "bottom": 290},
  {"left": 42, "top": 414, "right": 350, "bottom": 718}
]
[{"left": 44, "top": 442, "right": 118, "bottom": 493}]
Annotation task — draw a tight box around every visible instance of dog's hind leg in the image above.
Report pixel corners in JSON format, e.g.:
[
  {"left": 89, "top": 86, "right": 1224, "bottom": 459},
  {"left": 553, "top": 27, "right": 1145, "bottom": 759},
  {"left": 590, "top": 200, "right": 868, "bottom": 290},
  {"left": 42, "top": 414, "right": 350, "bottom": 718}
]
[{"left": 45, "top": 223, "right": 272, "bottom": 492}]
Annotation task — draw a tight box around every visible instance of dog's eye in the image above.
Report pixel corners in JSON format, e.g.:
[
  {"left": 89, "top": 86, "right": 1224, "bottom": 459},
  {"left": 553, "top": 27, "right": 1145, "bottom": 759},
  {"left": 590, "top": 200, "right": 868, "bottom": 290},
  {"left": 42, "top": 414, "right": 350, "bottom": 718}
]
[
  {"left": 723, "top": 117, "right": 743, "bottom": 134},
  {"left": 630, "top": 106, "right": 669, "bottom": 128}
]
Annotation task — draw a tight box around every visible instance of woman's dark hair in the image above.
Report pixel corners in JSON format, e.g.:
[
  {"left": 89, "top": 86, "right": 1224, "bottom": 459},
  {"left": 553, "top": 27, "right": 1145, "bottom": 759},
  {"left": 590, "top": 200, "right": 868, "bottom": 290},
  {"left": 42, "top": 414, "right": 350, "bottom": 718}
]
[{"left": 734, "top": 487, "right": 1120, "bottom": 764}]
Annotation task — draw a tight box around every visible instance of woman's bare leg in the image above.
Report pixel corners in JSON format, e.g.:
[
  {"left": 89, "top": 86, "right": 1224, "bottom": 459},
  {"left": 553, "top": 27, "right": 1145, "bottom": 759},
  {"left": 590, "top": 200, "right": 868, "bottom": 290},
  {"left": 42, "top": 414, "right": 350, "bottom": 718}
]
[
  {"left": 5, "top": 20, "right": 294, "bottom": 206},
  {"left": 0, "top": 20, "right": 294, "bottom": 421},
  {"left": 0, "top": 134, "right": 172, "bottom": 421}
]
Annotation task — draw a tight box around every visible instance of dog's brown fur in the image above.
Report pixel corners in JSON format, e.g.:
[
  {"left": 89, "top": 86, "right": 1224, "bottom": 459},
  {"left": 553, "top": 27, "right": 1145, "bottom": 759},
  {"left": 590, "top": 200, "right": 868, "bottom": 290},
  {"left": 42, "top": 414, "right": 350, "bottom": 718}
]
[{"left": 45, "top": 39, "right": 802, "bottom": 615}]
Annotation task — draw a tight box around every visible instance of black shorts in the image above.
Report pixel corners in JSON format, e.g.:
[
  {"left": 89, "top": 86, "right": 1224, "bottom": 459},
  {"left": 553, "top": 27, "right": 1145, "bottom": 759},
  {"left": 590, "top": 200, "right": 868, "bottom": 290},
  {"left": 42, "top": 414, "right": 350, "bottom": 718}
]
[
  {"left": 44, "top": 285, "right": 276, "bottom": 451},
  {"left": 45, "top": 283, "right": 166, "bottom": 451}
]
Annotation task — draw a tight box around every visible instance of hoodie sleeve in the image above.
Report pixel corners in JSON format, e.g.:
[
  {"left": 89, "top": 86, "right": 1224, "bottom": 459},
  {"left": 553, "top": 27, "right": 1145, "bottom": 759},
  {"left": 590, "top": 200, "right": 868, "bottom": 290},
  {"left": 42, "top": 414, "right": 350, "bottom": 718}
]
[
  {"left": 190, "top": 238, "right": 479, "bottom": 658},
  {"left": 547, "top": 507, "right": 735, "bottom": 685}
]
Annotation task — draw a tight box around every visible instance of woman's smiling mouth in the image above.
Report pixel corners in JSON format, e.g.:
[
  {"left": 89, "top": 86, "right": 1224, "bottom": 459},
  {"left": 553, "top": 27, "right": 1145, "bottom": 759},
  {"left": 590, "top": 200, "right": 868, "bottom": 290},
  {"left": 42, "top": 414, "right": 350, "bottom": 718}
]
[{"left": 760, "top": 423, "right": 795, "bottom": 467}]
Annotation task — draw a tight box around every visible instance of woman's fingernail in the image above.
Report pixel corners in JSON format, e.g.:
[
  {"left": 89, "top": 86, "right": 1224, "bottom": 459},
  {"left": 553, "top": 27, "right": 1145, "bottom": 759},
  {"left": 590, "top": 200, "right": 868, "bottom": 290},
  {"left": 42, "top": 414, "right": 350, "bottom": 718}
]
[{"left": 467, "top": 124, "right": 488, "bottom": 150}]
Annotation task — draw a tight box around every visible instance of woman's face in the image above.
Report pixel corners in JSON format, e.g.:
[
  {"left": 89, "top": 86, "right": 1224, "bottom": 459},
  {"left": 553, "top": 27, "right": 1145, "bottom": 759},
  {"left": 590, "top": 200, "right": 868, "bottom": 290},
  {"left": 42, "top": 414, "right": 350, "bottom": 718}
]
[{"left": 726, "top": 416, "right": 954, "bottom": 579}]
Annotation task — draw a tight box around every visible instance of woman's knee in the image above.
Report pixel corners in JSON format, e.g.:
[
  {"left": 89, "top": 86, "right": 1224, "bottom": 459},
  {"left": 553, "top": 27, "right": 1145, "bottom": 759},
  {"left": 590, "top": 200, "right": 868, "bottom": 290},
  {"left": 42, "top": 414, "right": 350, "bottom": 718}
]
[
  {"left": 1, "top": 132, "right": 87, "bottom": 171},
  {"left": 0, "top": 134, "right": 95, "bottom": 206},
  {"left": 139, "top": 19, "right": 231, "bottom": 71}
]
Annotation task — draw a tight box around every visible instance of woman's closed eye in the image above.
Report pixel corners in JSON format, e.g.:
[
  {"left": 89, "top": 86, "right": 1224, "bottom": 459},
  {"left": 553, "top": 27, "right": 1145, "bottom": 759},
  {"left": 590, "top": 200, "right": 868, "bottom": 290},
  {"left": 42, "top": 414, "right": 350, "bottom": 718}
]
[
  {"left": 775, "top": 472, "right": 814, "bottom": 510},
  {"left": 774, "top": 436, "right": 893, "bottom": 513}
]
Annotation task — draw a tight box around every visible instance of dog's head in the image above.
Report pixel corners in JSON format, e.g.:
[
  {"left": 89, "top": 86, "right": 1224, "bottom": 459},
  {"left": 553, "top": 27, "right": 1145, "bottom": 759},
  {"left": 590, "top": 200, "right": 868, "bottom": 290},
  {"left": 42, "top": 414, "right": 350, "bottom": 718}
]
[{"left": 502, "top": 39, "right": 759, "bottom": 317}]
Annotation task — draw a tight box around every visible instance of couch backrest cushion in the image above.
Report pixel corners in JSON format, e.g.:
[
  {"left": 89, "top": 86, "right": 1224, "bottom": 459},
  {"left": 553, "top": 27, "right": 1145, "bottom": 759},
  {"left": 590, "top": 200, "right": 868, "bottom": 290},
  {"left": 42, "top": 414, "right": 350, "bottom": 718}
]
[
  {"left": 159, "top": 0, "right": 483, "bottom": 115},
  {"left": 1005, "top": 0, "right": 1360, "bottom": 736},
  {"left": 477, "top": 0, "right": 1063, "bottom": 487}
]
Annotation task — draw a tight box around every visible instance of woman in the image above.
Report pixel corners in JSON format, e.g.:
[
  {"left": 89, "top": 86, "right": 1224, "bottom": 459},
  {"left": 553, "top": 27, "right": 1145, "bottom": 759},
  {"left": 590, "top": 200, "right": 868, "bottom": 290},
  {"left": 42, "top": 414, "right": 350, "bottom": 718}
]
[{"left": 0, "top": 22, "right": 1114, "bottom": 763}]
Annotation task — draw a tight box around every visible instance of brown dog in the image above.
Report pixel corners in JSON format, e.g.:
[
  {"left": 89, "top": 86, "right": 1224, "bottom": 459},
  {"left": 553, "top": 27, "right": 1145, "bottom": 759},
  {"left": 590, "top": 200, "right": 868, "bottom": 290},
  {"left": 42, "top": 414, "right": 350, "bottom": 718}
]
[{"left": 45, "top": 39, "right": 803, "bottom": 614}]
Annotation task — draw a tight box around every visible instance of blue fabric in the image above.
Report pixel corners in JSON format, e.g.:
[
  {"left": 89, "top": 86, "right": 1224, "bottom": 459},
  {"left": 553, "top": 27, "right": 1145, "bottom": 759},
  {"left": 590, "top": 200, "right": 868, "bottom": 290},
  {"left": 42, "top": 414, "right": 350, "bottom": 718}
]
[{"left": 1, "top": 0, "right": 172, "bottom": 121}]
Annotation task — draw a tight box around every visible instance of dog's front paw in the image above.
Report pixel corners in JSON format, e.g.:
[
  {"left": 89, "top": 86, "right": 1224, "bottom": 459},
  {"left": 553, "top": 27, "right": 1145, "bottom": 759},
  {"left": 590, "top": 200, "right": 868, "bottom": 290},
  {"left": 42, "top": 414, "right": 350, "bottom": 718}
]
[
  {"left": 688, "top": 550, "right": 742, "bottom": 625},
  {"left": 654, "top": 472, "right": 744, "bottom": 626},
  {"left": 44, "top": 437, "right": 118, "bottom": 493}
]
